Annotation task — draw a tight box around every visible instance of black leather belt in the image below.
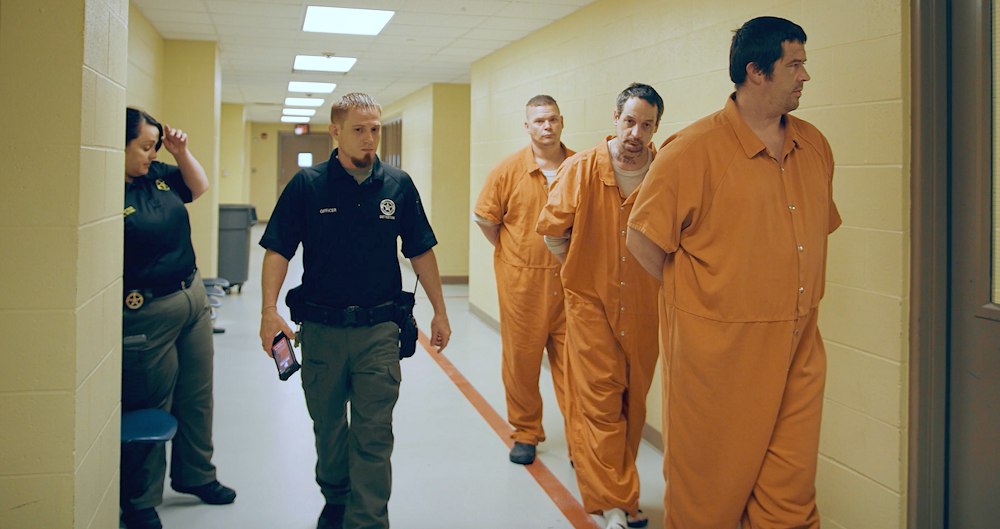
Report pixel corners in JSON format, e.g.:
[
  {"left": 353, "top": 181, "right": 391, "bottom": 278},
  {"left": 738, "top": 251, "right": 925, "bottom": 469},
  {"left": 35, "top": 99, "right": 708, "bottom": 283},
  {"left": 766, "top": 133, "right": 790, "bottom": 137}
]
[
  {"left": 301, "top": 301, "right": 398, "bottom": 328},
  {"left": 124, "top": 269, "right": 198, "bottom": 310}
]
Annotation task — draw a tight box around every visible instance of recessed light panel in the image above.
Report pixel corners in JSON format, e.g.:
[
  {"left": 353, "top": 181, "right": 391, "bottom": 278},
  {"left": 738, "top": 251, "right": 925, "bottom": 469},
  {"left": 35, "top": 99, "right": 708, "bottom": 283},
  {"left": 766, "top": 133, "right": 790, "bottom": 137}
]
[
  {"left": 302, "top": 6, "right": 394, "bottom": 36},
  {"left": 281, "top": 116, "right": 311, "bottom": 123},
  {"left": 288, "top": 81, "right": 336, "bottom": 93},
  {"left": 283, "top": 108, "right": 317, "bottom": 116},
  {"left": 285, "top": 97, "right": 324, "bottom": 107},
  {"left": 293, "top": 55, "right": 357, "bottom": 73}
]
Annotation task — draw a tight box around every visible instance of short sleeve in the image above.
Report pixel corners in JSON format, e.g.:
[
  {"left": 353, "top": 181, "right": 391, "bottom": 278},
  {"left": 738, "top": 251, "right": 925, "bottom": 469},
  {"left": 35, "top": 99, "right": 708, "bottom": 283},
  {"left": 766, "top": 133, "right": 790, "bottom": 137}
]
[
  {"left": 628, "top": 134, "right": 708, "bottom": 255},
  {"left": 473, "top": 162, "right": 508, "bottom": 225},
  {"left": 151, "top": 162, "right": 193, "bottom": 203},
  {"left": 535, "top": 157, "right": 582, "bottom": 238},
  {"left": 399, "top": 177, "right": 437, "bottom": 258},
  {"left": 259, "top": 173, "right": 305, "bottom": 260}
]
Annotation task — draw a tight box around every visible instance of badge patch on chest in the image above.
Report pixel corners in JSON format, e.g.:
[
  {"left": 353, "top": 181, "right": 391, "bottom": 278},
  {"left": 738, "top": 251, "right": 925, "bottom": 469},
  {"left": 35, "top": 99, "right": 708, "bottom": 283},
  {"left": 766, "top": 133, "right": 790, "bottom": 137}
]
[
  {"left": 124, "top": 206, "right": 136, "bottom": 217},
  {"left": 379, "top": 199, "right": 396, "bottom": 219},
  {"left": 156, "top": 179, "right": 171, "bottom": 191}
]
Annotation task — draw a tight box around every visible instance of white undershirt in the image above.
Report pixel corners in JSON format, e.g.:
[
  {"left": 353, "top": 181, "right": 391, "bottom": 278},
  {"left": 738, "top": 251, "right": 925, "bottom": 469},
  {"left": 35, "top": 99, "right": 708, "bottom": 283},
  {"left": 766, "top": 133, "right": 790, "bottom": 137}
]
[{"left": 541, "top": 168, "right": 558, "bottom": 187}]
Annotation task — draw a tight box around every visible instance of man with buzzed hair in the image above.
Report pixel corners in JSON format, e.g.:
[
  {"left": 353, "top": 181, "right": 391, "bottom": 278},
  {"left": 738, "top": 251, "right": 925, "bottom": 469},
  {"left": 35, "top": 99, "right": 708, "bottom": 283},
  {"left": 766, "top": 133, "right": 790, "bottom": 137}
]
[
  {"left": 628, "top": 17, "right": 838, "bottom": 528},
  {"left": 474, "top": 95, "right": 574, "bottom": 465},
  {"left": 536, "top": 83, "right": 663, "bottom": 529},
  {"left": 260, "top": 92, "right": 451, "bottom": 529}
]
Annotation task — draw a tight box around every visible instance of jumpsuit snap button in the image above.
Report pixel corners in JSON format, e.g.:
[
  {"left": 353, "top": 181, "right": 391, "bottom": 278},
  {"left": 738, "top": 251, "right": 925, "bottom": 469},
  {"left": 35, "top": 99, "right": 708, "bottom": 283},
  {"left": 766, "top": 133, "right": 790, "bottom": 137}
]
[
  {"left": 798, "top": 245, "right": 804, "bottom": 251},
  {"left": 621, "top": 230, "right": 626, "bottom": 236},
  {"left": 554, "top": 272, "right": 558, "bottom": 277},
  {"left": 794, "top": 329, "right": 800, "bottom": 336},
  {"left": 620, "top": 206, "right": 624, "bottom": 211},
  {"left": 620, "top": 281, "right": 625, "bottom": 286},
  {"left": 620, "top": 331, "right": 625, "bottom": 336},
  {"left": 620, "top": 306, "right": 625, "bottom": 311},
  {"left": 789, "top": 205, "right": 796, "bottom": 210},
  {"left": 621, "top": 256, "right": 626, "bottom": 262},
  {"left": 553, "top": 291, "right": 557, "bottom": 296},
  {"left": 798, "top": 287, "right": 804, "bottom": 293}
]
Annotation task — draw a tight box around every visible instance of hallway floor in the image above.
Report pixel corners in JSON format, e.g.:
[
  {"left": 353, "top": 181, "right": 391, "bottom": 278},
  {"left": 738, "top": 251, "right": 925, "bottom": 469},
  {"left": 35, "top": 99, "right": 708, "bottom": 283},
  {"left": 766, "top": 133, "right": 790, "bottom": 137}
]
[{"left": 154, "top": 225, "right": 666, "bottom": 529}]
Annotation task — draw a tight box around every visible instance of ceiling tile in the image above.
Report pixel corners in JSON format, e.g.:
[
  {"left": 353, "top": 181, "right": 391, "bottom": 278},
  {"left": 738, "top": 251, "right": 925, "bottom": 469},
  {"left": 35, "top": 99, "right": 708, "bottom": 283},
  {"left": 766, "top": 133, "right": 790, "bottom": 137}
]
[
  {"left": 379, "top": 24, "right": 469, "bottom": 39},
  {"left": 151, "top": 22, "right": 217, "bottom": 35},
  {"left": 206, "top": 0, "right": 305, "bottom": 17},
  {"left": 390, "top": 12, "right": 487, "bottom": 28},
  {"left": 463, "top": 27, "right": 528, "bottom": 41},
  {"left": 134, "top": 0, "right": 207, "bottom": 12},
  {"left": 400, "top": 0, "right": 509, "bottom": 17},
  {"left": 158, "top": 31, "right": 220, "bottom": 41},
  {"left": 477, "top": 16, "right": 551, "bottom": 32},
  {"left": 210, "top": 13, "right": 301, "bottom": 30},
  {"left": 136, "top": 8, "right": 213, "bottom": 24},
  {"left": 494, "top": 2, "right": 578, "bottom": 19},
  {"left": 214, "top": 25, "right": 299, "bottom": 38}
]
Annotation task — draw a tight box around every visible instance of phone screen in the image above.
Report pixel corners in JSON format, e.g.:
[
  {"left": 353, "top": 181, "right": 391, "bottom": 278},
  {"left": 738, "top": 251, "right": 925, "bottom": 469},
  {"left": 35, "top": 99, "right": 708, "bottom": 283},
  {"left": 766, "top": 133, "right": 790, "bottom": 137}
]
[{"left": 272, "top": 337, "right": 292, "bottom": 371}]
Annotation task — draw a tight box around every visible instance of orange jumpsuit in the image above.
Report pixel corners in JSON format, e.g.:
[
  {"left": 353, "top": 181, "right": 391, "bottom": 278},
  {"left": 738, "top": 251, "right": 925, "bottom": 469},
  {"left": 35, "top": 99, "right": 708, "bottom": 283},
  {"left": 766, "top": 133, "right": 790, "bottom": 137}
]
[
  {"left": 628, "top": 96, "right": 841, "bottom": 529},
  {"left": 535, "top": 137, "right": 660, "bottom": 516},
  {"left": 474, "top": 144, "right": 575, "bottom": 446}
]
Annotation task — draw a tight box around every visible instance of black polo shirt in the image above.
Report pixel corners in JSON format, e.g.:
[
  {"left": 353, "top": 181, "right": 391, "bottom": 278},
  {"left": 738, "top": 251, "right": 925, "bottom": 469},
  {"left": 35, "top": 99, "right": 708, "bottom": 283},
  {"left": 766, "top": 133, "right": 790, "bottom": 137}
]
[
  {"left": 124, "top": 161, "right": 197, "bottom": 290},
  {"left": 260, "top": 150, "right": 437, "bottom": 309}
]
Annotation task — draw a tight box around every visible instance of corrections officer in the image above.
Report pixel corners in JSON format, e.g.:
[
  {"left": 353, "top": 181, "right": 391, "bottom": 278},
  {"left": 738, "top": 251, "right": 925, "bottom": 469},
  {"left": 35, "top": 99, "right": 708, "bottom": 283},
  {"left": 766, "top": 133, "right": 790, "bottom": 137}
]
[
  {"left": 628, "top": 17, "right": 839, "bottom": 528},
  {"left": 473, "top": 95, "right": 574, "bottom": 465},
  {"left": 258, "top": 93, "right": 451, "bottom": 529},
  {"left": 122, "top": 108, "right": 235, "bottom": 529}
]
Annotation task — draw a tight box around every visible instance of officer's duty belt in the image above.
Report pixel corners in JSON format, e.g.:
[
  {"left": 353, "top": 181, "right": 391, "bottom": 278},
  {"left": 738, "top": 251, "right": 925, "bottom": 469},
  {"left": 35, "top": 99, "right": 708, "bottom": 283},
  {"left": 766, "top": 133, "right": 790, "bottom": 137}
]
[
  {"left": 301, "top": 301, "right": 397, "bottom": 328},
  {"left": 124, "top": 269, "right": 197, "bottom": 308}
]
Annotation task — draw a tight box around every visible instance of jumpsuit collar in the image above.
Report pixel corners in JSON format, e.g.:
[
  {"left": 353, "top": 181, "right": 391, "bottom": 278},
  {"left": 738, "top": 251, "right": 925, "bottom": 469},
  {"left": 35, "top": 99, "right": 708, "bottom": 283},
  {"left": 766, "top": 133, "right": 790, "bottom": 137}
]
[
  {"left": 723, "top": 94, "right": 802, "bottom": 160},
  {"left": 522, "top": 142, "right": 572, "bottom": 180},
  {"left": 598, "top": 135, "right": 656, "bottom": 204}
]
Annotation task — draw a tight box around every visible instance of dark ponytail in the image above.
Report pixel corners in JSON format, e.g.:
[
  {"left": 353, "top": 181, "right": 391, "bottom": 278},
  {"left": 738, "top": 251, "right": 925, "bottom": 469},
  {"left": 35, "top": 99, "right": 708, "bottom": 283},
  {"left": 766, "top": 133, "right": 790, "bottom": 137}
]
[{"left": 125, "top": 107, "right": 163, "bottom": 151}]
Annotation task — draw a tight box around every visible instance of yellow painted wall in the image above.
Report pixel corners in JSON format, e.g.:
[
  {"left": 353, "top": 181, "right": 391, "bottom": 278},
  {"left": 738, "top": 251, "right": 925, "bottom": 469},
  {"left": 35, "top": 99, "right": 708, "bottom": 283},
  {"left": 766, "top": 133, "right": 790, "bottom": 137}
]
[
  {"left": 469, "top": 1, "right": 910, "bottom": 528},
  {"left": 243, "top": 119, "right": 253, "bottom": 203},
  {"left": 0, "top": 0, "right": 127, "bottom": 527},
  {"left": 219, "top": 103, "right": 249, "bottom": 204},
  {"left": 160, "top": 40, "right": 221, "bottom": 276},
  {"left": 125, "top": 3, "right": 162, "bottom": 116},
  {"left": 383, "top": 83, "right": 471, "bottom": 277},
  {"left": 249, "top": 122, "right": 296, "bottom": 222}
]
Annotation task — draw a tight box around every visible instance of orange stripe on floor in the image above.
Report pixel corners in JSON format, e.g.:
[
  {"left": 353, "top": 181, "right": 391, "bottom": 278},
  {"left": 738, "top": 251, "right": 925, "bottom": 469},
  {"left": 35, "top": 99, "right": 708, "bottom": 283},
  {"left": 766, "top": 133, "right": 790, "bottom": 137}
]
[{"left": 418, "top": 330, "right": 601, "bottom": 529}]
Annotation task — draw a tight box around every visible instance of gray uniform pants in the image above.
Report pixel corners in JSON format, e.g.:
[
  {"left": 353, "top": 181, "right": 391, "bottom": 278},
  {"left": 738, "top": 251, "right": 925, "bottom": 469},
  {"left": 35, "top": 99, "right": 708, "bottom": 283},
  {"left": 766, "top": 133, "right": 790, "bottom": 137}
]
[
  {"left": 300, "top": 320, "right": 401, "bottom": 529},
  {"left": 121, "top": 271, "right": 217, "bottom": 512}
]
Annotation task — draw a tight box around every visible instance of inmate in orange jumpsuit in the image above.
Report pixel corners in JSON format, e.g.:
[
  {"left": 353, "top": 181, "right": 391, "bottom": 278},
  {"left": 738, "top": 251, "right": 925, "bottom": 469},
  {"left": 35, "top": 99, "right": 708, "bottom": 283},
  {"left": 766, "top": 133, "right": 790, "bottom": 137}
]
[
  {"left": 474, "top": 144, "right": 575, "bottom": 446},
  {"left": 536, "top": 137, "right": 660, "bottom": 516},
  {"left": 628, "top": 96, "right": 841, "bottom": 529}
]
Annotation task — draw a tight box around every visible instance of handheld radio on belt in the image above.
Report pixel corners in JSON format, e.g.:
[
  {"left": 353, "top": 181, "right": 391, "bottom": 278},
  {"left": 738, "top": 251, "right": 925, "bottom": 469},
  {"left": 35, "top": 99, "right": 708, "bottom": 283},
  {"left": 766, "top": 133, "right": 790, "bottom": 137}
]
[{"left": 285, "top": 280, "right": 419, "bottom": 360}]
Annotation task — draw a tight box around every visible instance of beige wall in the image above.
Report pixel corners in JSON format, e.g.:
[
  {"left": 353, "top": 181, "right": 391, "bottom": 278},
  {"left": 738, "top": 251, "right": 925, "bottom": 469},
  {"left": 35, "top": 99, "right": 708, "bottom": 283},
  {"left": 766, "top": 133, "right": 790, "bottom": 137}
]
[
  {"left": 125, "top": 3, "right": 162, "bottom": 116},
  {"left": 219, "top": 103, "right": 249, "bottom": 204},
  {"left": 469, "top": 1, "right": 910, "bottom": 527},
  {"left": 383, "top": 83, "right": 471, "bottom": 277},
  {"left": 249, "top": 122, "right": 296, "bottom": 222},
  {"left": 160, "top": 40, "right": 222, "bottom": 277},
  {"left": 0, "top": 0, "right": 127, "bottom": 527}
]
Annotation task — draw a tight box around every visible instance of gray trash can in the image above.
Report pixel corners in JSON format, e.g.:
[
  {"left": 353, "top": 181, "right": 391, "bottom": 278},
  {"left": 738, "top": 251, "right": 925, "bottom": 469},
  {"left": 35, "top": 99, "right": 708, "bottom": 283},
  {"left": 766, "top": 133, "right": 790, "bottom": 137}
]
[{"left": 218, "top": 204, "right": 257, "bottom": 292}]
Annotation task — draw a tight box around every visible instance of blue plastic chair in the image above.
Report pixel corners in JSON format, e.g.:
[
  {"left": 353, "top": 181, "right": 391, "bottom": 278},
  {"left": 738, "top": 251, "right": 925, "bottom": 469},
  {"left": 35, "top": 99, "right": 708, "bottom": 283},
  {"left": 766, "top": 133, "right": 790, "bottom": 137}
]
[
  {"left": 121, "top": 409, "right": 177, "bottom": 443},
  {"left": 120, "top": 334, "right": 178, "bottom": 444}
]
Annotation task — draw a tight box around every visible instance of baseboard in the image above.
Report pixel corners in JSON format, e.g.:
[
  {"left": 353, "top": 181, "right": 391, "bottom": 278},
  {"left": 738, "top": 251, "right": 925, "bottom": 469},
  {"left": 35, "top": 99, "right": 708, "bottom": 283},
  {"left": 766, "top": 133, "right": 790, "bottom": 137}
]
[
  {"left": 468, "top": 302, "right": 501, "bottom": 334},
  {"left": 642, "top": 422, "right": 664, "bottom": 452},
  {"left": 441, "top": 275, "right": 468, "bottom": 285}
]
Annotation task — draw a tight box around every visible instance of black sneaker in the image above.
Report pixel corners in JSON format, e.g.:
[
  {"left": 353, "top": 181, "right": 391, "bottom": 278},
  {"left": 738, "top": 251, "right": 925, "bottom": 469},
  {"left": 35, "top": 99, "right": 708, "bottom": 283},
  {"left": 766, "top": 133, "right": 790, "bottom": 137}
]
[
  {"left": 509, "top": 442, "right": 536, "bottom": 465},
  {"left": 172, "top": 480, "right": 237, "bottom": 504},
  {"left": 627, "top": 509, "right": 649, "bottom": 528},
  {"left": 121, "top": 507, "right": 162, "bottom": 529},
  {"left": 317, "top": 503, "right": 346, "bottom": 529}
]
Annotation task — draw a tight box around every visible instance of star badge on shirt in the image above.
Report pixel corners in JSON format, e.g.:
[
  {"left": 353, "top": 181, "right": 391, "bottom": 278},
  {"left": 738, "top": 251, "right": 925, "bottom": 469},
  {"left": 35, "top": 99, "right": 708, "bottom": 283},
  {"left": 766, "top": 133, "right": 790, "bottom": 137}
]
[{"left": 125, "top": 290, "right": 144, "bottom": 310}]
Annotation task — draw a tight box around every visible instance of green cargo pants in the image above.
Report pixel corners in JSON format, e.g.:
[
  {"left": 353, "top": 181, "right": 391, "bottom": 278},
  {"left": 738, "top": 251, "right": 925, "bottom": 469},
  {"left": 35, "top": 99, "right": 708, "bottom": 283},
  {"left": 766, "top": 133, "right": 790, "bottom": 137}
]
[
  {"left": 120, "top": 270, "right": 217, "bottom": 512},
  {"left": 300, "top": 320, "right": 402, "bottom": 529}
]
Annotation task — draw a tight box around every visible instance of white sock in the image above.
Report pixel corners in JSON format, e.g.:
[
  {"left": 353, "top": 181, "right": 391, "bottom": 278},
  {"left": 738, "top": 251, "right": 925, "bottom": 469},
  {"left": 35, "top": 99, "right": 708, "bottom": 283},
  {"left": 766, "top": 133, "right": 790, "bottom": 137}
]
[{"left": 604, "top": 508, "right": 627, "bottom": 529}]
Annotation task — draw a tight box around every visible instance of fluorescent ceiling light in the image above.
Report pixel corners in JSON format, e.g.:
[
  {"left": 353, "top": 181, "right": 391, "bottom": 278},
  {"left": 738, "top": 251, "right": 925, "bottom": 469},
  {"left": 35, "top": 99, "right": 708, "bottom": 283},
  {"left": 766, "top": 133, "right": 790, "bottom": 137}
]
[
  {"left": 281, "top": 116, "right": 311, "bottom": 123},
  {"left": 283, "top": 108, "right": 317, "bottom": 116},
  {"left": 302, "top": 6, "right": 394, "bottom": 35},
  {"left": 285, "top": 97, "right": 324, "bottom": 107},
  {"left": 288, "top": 81, "right": 336, "bottom": 93},
  {"left": 293, "top": 55, "right": 357, "bottom": 73}
]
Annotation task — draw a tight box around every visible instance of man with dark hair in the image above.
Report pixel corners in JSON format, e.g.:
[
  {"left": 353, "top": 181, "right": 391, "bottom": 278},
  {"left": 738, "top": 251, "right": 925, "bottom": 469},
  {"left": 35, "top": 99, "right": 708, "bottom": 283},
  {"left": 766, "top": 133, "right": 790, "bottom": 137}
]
[
  {"left": 474, "top": 95, "right": 574, "bottom": 465},
  {"left": 536, "top": 83, "right": 663, "bottom": 529},
  {"left": 259, "top": 92, "right": 452, "bottom": 529},
  {"left": 628, "top": 17, "right": 839, "bottom": 528}
]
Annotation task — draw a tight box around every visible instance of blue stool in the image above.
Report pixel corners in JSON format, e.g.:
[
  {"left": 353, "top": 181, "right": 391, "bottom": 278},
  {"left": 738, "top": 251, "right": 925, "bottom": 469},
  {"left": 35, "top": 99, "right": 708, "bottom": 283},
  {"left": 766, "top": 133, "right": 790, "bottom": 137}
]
[
  {"left": 121, "top": 334, "right": 178, "bottom": 444},
  {"left": 121, "top": 409, "right": 177, "bottom": 444}
]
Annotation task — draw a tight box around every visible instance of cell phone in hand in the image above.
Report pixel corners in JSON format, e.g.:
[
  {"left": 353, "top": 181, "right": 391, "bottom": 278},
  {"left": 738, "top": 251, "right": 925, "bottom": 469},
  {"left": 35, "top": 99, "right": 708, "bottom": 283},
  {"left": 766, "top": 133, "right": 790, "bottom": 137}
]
[{"left": 271, "top": 331, "right": 301, "bottom": 381}]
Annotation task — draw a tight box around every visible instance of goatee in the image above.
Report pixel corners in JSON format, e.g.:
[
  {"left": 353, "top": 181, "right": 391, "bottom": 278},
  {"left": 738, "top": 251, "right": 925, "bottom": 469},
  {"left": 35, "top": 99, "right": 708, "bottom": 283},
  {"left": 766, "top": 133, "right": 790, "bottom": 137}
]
[{"left": 351, "top": 153, "right": 374, "bottom": 168}]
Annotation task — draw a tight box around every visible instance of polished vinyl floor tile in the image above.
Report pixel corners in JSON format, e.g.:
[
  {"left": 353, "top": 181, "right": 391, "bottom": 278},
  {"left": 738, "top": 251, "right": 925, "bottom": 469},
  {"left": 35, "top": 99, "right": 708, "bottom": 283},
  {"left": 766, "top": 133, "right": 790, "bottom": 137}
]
[{"left": 155, "top": 225, "right": 665, "bottom": 529}]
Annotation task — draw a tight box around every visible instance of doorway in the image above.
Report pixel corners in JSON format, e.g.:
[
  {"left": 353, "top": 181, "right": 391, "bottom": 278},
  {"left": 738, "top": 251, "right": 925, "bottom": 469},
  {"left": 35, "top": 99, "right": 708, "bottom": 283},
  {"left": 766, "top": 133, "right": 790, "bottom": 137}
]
[
  {"left": 277, "top": 132, "right": 332, "bottom": 194},
  {"left": 910, "top": 0, "right": 1000, "bottom": 526}
]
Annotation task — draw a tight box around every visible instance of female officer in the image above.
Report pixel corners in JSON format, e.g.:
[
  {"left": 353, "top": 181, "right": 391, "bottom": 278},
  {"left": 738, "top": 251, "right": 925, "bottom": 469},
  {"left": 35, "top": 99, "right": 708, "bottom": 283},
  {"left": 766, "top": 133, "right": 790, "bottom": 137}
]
[{"left": 121, "top": 108, "right": 235, "bottom": 529}]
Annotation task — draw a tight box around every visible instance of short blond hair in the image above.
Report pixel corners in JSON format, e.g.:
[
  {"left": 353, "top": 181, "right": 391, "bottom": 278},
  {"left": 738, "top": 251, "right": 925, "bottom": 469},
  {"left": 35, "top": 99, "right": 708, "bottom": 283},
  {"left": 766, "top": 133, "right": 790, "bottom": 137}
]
[{"left": 330, "top": 93, "right": 381, "bottom": 125}]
